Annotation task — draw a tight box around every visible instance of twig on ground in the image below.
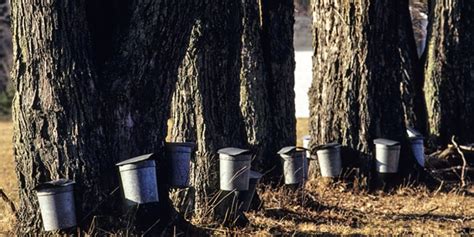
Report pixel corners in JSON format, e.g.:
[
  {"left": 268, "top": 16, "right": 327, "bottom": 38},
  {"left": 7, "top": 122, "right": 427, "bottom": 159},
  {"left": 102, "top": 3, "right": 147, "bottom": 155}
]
[
  {"left": 430, "top": 166, "right": 474, "bottom": 173},
  {"left": 420, "top": 206, "right": 439, "bottom": 217},
  {"left": 434, "top": 181, "right": 444, "bottom": 195},
  {"left": 451, "top": 136, "right": 469, "bottom": 187}
]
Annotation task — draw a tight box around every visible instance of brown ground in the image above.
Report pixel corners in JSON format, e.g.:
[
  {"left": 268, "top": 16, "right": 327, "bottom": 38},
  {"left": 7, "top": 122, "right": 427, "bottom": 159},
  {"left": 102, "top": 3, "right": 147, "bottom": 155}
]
[{"left": 1, "top": 119, "right": 473, "bottom": 235}]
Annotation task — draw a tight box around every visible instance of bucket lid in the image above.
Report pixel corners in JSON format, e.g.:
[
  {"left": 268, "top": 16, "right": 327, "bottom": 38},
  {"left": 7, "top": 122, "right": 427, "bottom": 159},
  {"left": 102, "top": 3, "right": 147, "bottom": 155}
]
[
  {"left": 166, "top": 142, "right": 196, "bottom": 151},
  {"left": 315, "top": 142, "right": 341, "bottom": 150},
  {"left": 406, "top": 127, "right": 423, "bottom": 138},
  {"left": 115, "top": 153, "right": 155, "bottom": 166},
  {"left": 218, "top": 147, "right": 250, "bottom": 156},
  {"left": 249, "top": 170, "right": 263, "bottom": 180},
  {"left": 373, "top": 138, "right": 400, "bottom": 146},
  {"left": 34, "top": 179, "right": 75, "bottom": 191},
  {"left": 277, "top": 146, "right": 307, "bottom": 155}
]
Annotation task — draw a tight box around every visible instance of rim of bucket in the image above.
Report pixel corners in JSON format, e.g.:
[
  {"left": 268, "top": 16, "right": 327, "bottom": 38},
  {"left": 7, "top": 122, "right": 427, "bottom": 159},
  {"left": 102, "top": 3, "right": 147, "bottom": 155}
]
[
  {"left": 116, "top": 153, "right": 155, "bottom": 166},
  {"left": 166, "top": 145, "right": 194, "bottom": 153},
  {"left": 118, "top": 160, "right": 156, "bottom": 171},
  {"left": 375, "top": 144, "right": 401, "bottom": 150},
  {"left": 315, "top": 142, "right": 341, "bottom": 151},
  {"left": 279, "top": 150, "right": 306, "bottom": 161},
  {"left": 406, "top": 127, "right": 423, "bottom": 138},
  {"left": 34, "top": 179, "right": 75, "bottom": 193},
  {"left": 316, "top": 147, "right": 341, "bottom": 155},
  {"left": 373, "top": 138, "right": 400, "bottom": 147},
  {"left": 219, "top": 153, "right": 252, "bottom": 161},
  {"left": 166, "top": 142, "right": 196, "bottom": 150},
  {"left": 36, "top": 185, "right": 74, "bottom": 196},
  {"left": 277, "top": 146, "right": 307, "bottom": 155},
  {"left": 218, "top": 147, "right": 251, "bottom": 156}
]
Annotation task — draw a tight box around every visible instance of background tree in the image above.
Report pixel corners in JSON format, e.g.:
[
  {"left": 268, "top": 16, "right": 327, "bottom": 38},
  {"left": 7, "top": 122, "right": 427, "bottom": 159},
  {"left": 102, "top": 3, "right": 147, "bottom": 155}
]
[
  {"left": 12, "top": 0, "right": 199, "bottom": 232},
  {"left": 309, "top": 0, "right": 418, "bottom": 175},
  {"left": 240, "top": 0, "right": 296, "bottom": 174},
  {"left": 0, "top": 1, "right": 12, "bottom": 117},
  {"left": 170, "top": 0, "right": 296, "bottom": 222},
  {"left": 424, "top": 0, "right": 474, "bottom": 145},
  {"left": 170, "top": 1, "right": 247, "bottom": 222}
]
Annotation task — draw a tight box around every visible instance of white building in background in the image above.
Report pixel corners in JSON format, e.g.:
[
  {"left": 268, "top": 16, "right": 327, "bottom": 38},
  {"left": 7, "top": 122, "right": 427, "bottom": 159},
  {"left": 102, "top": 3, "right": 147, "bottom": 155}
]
[
  {"left": 294, "top": 50, "right": 312, "bottom": 118},
  {"left": 293, "top": 15, "right": 312, "bottom": 118}
]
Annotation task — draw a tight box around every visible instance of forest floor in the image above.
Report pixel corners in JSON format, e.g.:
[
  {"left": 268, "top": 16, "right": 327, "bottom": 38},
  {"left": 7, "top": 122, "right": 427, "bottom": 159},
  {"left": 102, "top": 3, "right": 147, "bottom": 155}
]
[{"left": 1, "top": 119, "right": 473, "bottom": 235}]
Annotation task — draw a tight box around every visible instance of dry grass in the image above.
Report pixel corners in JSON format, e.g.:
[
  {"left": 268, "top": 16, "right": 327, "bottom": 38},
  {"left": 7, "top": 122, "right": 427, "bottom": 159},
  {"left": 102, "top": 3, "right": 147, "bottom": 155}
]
[
  {"left": 0, "top": 120, "right": 17, "bottom": 233},
  {"left": 241, "top": 181, "right": 474, "bottom": 235},
  {"left": 296, "top": 117, "right": 309, "bottom": 147},
  {"left": 1, "top": 119, "right": 473, "bottom": 235}
]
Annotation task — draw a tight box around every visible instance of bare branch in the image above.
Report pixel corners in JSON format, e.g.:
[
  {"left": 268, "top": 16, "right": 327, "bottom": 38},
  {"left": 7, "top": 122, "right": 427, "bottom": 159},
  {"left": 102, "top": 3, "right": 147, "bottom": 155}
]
[{"left": 451, "top": 136, "right": 469, "bottom": 187}]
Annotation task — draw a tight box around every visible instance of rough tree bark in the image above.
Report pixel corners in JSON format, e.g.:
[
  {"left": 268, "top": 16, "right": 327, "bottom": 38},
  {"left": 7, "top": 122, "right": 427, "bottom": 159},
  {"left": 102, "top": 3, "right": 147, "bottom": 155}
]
[
  {"left": 12, "top": 0, "right": 198, "bottom": 233},
  {"left": 424, "top": 0, "right": 474, "bottom": 145},
  {"left": 258, "top": 0, "right": 297, "bottom": 173},
  {"left": 309, "top": 0, "right": 417, "bottom": 176},
  {"left": 170, "top": 1, "right": 246, "bottom": 223},
  {"left": 239, "top": 0, "right": 271, "bottom": 171}
]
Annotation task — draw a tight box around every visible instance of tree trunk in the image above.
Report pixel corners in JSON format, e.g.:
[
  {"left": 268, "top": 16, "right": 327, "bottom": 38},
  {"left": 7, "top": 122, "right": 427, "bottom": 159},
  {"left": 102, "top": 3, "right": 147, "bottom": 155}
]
[
  {"left": 309, "top": 0, "right": 417, "bottom": 176},
  {"left": 238, "top": 0, "right": 297, "bottom": 175},
  {"left": 12, "top": 0, "right": 198, "bottom": 233},
  {"left": 424, "top": 0, "right": 474, "bottom": 145},
  {"left": 170, "top": 1, "right": 246, "bottom": 223},
  {"left": 239, "top": 0, "right": 271, "bottom": 171},
  {"left": 259, "top": 0, "right": 297, "bottom": 173}
]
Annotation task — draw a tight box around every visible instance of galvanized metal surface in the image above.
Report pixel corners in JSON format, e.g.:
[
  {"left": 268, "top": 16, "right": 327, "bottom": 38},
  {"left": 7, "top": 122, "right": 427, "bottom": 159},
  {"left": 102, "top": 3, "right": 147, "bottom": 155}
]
[
  {"left": 407, "top": 127, "right": 423, "bottom": 138},
  {"left": 219, "top": 153, "right": 252, "bottom": 191},
  {"left": 375, "top": 143, "right": 401, "bottom": 173},
  {"left": 409, "top": 137, "right": 425, "bottom": 167},
  {"left": 218, "top": 147, "right": 250, "bottom": 157},
  {"left": 303, "top": 135, "right": 311, "bottom": 158},
  {"left": 36, "top": 183, "right": 76, "bottom": 231},
  {"left": 317, "top": 144, "right": 342, "bottom": 177},
  {"left": 118, "top": 160, "right": 159, "bottom": 205},
  {"left": 166, "top": 143, "right": 193, "bottom": 188},
  {"left": 280, "top": 150, "right": 308, "bottom": 184},
  {"left": 373, "top": 138, "right": 400, "bottom": 147},
  {"left": 115, "top": 153, "right": 155, "bottom": 166}
]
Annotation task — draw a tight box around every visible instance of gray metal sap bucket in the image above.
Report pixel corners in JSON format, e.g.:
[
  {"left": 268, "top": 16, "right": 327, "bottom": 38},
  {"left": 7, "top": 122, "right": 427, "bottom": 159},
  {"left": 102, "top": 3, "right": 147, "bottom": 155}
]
[
  {"left": 165, "top": 142, "right": 195, "bottom": 188},
  {"left": 239, "top": 170, "right": 263, "bottom": 212},
  {"left": 116, "top": 154, "right": 159, "bottom": 205},
  {"left": 374, "top": 138, "right": 401, "bottom": 173},
  {"left": 406, "top": 127, "right": 422, "bottom": 138},
  {"left": 35, "top": 179, "right": 76, "bottom": 231},
  {"left": 409, "top": 137, "right": 425, "bottom": 167},
  {"left": 218, "top": 147, "right": 252, "bottom": 191},
  {"left": 303, "top": 135, "right": 311, "bottom": 158},
  {"left": 278, "top": 146, "right": 308, "bottom": 185},
  {"left": 316, "top": 142, "right": 342, "bottom": 177}
]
